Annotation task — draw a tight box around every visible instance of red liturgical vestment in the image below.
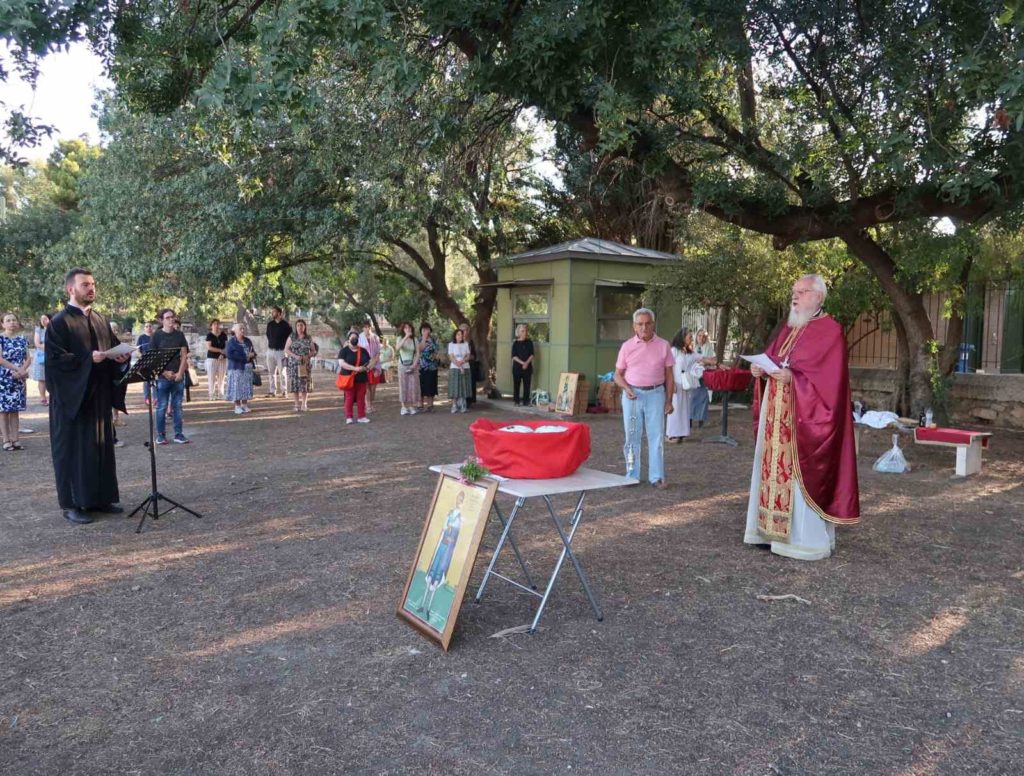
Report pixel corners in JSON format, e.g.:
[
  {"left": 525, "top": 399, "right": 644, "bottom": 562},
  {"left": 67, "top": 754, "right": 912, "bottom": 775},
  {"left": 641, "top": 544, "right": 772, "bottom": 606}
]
[{"left": 754, "top": 315, "right": 860, "bottom": 529}]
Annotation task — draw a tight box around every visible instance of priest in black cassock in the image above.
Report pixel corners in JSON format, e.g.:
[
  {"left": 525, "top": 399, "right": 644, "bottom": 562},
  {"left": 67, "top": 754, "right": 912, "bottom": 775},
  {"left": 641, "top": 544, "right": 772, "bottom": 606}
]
[{"left": 46, "top": 268, "right": 131, "bottom": 525}]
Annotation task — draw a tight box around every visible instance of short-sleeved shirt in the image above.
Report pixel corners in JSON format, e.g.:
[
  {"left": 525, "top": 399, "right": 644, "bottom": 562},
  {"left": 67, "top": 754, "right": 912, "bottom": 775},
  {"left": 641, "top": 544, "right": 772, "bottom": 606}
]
[
  {"left": 338, "top": 345, "right": 371, "bottom": 383},
  {"left": 151, "top": 328, "right": 189, "bottom": 373},
  {"left": 615, "top": 334, "right": 673, "bottom": 387},
  {"left": 511, "top": 339, "right": 534, "bottom": 368},
  {"left": 205, "top": 331, "right": 227, "bottom": 359},
  {"left": 418, "top": 336, "right": 439, "bottom": 371},
  {"left": 448, "top": 342, "right": 470, "bottom": 371}
]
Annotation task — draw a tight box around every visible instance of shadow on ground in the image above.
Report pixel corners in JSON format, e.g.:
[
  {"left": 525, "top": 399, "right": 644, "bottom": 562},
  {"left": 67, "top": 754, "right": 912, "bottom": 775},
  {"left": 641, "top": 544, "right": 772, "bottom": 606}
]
[{"left": 1, "top": 377, "right": 1022, "bottom": 774}]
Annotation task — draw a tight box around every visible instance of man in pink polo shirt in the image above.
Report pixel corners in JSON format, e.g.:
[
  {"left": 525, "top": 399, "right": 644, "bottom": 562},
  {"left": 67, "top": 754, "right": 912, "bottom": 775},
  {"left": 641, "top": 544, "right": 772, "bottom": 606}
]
[{"left": 613, "top": 308, "right": 675, "bottom": 488}]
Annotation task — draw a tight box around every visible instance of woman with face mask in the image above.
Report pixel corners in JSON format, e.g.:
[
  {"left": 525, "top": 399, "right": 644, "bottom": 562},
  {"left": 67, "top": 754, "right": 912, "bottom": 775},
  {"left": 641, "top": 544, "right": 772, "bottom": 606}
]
[{"left": 338, "top": 331, "right": 374, "bottom": 424}]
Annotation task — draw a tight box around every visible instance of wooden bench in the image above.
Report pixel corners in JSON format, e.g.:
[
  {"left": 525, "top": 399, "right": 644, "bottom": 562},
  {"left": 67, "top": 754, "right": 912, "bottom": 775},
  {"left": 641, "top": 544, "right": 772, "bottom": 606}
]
[{"left": 913, "top": 427, "right": 993, "bottom": 477}]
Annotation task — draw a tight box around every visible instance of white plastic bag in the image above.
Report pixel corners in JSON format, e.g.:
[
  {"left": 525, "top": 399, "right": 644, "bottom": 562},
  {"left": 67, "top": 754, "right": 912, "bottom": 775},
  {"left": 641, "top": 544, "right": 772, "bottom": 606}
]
[{"left": 873, "top": 434, "right": 910, "bottom": 473}]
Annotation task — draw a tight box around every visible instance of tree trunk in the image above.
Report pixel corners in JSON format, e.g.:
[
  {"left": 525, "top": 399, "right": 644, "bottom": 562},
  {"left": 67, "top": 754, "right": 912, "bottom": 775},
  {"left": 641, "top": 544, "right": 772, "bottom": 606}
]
[
  {"left": 841, "top": 232, "right": 936, "bottom": 416},
  {"left": 233, "top": 299, "right": 259, "bottom": 336},
  {"left": 890, "top": 311, "right": 911, "bottom": 414},
  {"left": 715, "top": 304, "right": 732, "bottom": 364}
]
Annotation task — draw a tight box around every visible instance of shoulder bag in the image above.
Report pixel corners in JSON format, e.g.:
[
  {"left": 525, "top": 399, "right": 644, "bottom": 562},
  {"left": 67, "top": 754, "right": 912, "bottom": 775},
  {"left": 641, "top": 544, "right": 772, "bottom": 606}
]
[{"left": 335, "top": 347, "right": 361, "bottom": 391}]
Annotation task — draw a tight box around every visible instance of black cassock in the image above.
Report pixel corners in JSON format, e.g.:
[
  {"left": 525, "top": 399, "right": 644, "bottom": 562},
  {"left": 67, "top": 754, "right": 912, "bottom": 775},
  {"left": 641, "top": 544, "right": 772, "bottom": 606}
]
[{"left": 45, "top": 305, "right": 128, "bottom": 510}]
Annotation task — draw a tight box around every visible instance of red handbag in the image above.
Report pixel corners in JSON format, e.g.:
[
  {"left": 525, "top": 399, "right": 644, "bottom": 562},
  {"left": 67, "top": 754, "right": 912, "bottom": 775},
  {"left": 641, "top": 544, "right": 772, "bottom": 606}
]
[
  {"left": 335, "top": 347, "right": 361, "bottom": 391},
  {"left": 470, "top": 419, "right": 591, "bottom": 479}
]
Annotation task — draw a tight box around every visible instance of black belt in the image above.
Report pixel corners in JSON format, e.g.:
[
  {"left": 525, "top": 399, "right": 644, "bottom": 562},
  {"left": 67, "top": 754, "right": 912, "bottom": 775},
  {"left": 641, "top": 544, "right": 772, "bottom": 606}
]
[{"left": 629, "top": 384, "right": 664, "bottom": 391}]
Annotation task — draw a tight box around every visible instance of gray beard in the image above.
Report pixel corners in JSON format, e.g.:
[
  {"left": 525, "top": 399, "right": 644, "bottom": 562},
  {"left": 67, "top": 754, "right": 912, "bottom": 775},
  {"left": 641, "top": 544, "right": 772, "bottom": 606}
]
[{"left": 787, "top": 307, "right": 815, "bottom": 328}]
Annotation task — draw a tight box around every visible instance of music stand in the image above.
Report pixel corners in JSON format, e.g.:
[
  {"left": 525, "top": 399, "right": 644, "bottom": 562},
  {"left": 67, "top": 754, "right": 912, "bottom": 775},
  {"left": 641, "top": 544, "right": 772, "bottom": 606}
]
[{"left": 119, "top": 348, "right": 203, "bottom": 533}]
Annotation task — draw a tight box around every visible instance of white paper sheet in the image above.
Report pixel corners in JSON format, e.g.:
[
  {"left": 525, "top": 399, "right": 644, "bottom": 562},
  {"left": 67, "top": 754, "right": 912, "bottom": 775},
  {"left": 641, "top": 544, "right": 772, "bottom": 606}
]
[
  {"left": 105, "top": 343, "right": 138, "bottom": 358},
  {"left": 740, "top": 353, "right": 780, "bottom": 374}
]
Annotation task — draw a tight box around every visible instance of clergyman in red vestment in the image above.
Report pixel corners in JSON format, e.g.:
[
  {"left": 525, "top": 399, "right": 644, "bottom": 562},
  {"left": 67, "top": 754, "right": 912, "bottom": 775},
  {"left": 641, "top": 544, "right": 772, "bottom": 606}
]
[{"left": 744, "top": 274, "right": 860, "bottom": 560}]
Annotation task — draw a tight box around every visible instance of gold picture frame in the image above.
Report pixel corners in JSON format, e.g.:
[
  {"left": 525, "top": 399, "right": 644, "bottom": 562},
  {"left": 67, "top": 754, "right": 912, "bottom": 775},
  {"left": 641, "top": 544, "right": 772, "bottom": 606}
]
[
  {"left": 397, "top": 472, "right": 498, "bottom": 650},
  {"left": 554, "top": 371, "right": 580, "bottom": 415}
]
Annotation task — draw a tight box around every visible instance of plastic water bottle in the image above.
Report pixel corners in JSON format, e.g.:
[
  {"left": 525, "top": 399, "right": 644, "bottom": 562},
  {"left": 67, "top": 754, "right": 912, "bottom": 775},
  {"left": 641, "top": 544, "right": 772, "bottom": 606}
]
[{"left": 925, "top": 408, "right": 933, "bottom": 427}]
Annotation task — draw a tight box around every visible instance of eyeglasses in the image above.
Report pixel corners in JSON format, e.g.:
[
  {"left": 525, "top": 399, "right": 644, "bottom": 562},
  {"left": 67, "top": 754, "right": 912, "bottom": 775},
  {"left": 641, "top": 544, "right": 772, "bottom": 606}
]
[{"left": 792, "top": 289, "right": 817, "bottom": 297}]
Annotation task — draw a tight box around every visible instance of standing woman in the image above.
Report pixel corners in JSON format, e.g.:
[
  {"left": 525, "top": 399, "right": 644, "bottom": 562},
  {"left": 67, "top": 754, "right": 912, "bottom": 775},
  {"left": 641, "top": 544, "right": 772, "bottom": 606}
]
[
  {"left": 447, "top": 328, "right": 472, "bottom": 413},
  {"left": 511, "top": 324, "right": 535, "bottom": 406},
  {"left": 285, "top": 319, "right": 317, "bottom": 412},
  {"left": 225, "top": 323, "right": 256, "bottom": 414},
  {"left": 0, "top": 312, "right": 32, "bottom": 450},
  {"left": 458, "top": 322, "right": 478, "bottom": 408},
  {"left": 395, "top": 322, "right": 420, "bottom": 416},
  {"left": 417, "top": 322, "right": 440, "bottom": 413},
  {"left": 666, "top": 327, "right": 716, "bottom": 442},
  {"left": 32, "top": 313, "right": 50, "bottom": 406},
  {"left": 691, "top": 328, "right": 714, "bottom": 427},
  {"left": 338, "top": 330, "right": 373, "bottom": 424},
  {"left": 359, "top": 321, "right": 382, "bottom": 413},
  {"left": 204, "top": 319, "right": 228, "bottom": 400}
]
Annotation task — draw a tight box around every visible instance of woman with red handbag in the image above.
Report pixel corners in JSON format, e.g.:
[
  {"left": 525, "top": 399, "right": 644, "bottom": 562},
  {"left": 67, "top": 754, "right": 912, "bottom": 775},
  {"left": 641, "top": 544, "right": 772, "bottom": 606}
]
[{"left": 337, "top": 332, "right": 373, "bottom": 424}]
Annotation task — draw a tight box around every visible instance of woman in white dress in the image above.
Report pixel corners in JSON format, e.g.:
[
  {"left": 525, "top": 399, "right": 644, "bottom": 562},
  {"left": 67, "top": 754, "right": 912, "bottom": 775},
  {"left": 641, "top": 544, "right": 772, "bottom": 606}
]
[{"left": 666, "top": 327, "right": 716, "bottom": 443}]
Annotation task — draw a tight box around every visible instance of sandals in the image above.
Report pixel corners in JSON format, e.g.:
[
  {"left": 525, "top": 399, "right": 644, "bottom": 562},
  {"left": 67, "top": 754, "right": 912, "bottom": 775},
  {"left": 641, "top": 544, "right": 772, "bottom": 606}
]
[{"left": 2, "top": 442, "right": 13, "bottom": 452}]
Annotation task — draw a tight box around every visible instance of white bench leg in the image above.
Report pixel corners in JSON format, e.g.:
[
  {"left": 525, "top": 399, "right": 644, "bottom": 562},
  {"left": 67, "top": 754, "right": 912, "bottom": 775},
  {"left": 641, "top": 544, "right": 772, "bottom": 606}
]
[{"left": 955, "top": 439, "right": 984, "bottom": 477}]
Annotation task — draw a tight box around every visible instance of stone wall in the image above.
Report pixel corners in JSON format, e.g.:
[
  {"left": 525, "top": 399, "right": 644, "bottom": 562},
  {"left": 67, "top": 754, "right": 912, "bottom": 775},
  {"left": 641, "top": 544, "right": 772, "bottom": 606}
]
[{"left": 850, "top": 368, "right": 1024, "bottom": 430}]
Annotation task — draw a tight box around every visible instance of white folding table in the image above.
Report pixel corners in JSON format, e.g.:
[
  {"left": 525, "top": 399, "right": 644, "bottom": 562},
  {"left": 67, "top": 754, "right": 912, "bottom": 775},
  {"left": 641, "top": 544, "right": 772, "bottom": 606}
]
[{"left": 429, "top": 464, "right": 639, "bottom": 633}]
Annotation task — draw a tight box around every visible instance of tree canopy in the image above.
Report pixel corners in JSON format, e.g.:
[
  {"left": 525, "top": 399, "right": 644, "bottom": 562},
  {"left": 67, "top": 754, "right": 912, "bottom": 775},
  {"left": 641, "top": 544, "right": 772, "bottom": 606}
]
[{"left": 3, "top": 1, "right": 1024, "bottom": 409}]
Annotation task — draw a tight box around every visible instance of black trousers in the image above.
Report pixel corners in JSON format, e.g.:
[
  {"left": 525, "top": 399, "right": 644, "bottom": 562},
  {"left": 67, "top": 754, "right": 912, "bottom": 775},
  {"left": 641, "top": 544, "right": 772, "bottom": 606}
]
[{"left": 512, "top": 365, "right": 532, "bottom": 404}]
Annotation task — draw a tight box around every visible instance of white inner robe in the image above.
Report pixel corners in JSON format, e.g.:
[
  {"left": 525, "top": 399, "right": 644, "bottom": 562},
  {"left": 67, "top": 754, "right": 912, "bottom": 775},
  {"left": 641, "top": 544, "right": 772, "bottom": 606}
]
[{"left": 744, "top": 389, "right": 836, "bottom": 561}]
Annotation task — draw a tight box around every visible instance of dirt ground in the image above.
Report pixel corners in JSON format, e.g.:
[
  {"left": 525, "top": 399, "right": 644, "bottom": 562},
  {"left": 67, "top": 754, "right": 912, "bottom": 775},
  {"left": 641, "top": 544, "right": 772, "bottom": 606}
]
[{"left": 1, "top": 375, "right": 1022, "bottom": 775}]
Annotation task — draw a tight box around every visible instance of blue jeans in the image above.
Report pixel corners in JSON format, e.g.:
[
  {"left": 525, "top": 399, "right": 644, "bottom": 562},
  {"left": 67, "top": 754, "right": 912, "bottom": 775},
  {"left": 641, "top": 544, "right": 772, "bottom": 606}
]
[
  {"left": 622, "top": 385, "right": 667, "bottom": 483},
  {"left": 155, "top": 377, "right": 185, "bottom": 437}
]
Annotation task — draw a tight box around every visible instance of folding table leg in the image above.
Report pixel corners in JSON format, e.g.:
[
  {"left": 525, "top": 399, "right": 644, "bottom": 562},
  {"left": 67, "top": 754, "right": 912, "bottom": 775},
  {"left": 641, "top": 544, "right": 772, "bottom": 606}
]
[
  {"left": 475, "top": 496, "right": 530, "bottom": 602},
  {"left": 491, "top": 498, "right": 536, "bottom": 589},
  {"left": 530, "top": 493, "right": 603, "bottom": 633}
]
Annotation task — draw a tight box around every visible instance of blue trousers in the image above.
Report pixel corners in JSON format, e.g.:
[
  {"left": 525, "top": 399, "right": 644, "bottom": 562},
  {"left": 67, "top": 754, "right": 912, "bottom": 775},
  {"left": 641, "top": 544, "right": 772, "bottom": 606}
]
[
  {"left": 155, "top": 377, "right": 184, "bottom": 437},
  {"left": 622, "top": 385, "right": 667, "bottom": 483}
]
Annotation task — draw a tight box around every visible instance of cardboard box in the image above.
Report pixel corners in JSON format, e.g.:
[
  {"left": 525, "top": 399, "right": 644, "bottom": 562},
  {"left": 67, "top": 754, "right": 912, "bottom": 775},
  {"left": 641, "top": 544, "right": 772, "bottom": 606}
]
[{"left": 598, "top": 380, "right": 622, "bottom": 414}]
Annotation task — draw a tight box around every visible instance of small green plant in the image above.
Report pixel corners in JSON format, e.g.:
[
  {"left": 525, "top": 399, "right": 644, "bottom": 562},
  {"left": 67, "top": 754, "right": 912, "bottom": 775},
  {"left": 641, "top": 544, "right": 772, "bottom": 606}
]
[{"left": 458, "top": 456, "right": 490, "bottom": 483}]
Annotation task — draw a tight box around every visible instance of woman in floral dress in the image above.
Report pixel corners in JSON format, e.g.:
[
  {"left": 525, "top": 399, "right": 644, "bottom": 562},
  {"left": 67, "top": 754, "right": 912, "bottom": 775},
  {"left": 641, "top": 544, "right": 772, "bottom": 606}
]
[
  {"left": 285, "top": 319, "right": 318, "bottom": 412},
  {"left": 0, "top": 312, "right": 32, "bottom": 451}
]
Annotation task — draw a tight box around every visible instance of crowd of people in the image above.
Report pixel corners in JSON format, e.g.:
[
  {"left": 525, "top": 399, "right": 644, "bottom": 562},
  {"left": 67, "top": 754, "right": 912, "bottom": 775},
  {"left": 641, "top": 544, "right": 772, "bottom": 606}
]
[{"left": 15, "top": 266, "right": 859, "bottom": 567}]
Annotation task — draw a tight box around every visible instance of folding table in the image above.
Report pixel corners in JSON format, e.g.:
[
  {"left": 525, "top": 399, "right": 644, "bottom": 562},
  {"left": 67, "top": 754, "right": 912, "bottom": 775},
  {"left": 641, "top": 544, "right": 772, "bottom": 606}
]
[{"left": 429, "top": 464, "right": 638, "bottom": 633}]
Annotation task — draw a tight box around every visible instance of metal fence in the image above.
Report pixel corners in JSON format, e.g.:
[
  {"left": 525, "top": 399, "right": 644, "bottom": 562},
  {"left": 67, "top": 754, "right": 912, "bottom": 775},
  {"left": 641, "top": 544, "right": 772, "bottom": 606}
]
[{"left": 845, "top": 282, "right": 1024, "bottom": 374}]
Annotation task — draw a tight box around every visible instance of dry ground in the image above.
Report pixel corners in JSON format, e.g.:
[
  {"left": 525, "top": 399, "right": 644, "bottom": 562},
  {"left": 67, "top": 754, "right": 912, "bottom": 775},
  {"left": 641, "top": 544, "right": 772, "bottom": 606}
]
[{"left": 1, "top": 376, "right": 1022, "bottom": 775}]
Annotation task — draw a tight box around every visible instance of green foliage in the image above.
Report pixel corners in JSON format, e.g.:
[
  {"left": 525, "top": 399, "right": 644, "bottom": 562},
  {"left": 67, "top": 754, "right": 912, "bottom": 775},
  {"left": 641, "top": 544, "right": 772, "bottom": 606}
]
[{"left": 0, "top": 141, "right": 104, "bottom": 314}]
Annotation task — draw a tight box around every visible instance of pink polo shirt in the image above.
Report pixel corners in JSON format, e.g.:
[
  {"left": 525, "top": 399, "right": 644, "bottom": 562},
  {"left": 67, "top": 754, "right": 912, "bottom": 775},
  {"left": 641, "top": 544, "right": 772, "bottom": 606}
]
[{"left": 615, "top": 334, "right": 673, "bottom": 387}]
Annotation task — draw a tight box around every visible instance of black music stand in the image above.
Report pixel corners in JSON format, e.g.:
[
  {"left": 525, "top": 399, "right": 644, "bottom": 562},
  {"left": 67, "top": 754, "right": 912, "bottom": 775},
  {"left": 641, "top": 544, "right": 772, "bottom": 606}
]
[{"left": 119, "top": 348, "right": 203, "bottom": 533}]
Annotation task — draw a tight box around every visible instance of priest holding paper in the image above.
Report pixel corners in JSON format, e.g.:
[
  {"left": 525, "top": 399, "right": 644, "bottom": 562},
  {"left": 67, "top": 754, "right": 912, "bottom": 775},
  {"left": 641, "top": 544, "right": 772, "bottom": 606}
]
[
  {"left": 743, "top": 274, "right": 859, "bottom": 560},
  {"left": 45, "top": 268, "right": 130, "bottom": 525}
]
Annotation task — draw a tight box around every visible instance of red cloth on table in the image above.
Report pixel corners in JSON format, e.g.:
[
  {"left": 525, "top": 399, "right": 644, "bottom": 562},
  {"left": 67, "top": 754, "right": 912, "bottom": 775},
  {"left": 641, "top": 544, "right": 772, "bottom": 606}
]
[
  {"left": 470, "top": 419, "right": 591, "bottom": 479},
  {"left": 914, "top": 427, "right": 990, "bottom": 447},
  {"left": 752, "top": 315, "right": 860, "bottom": 524},
  {"left": 702, "top": 368, "right": 752, "bottom": 393}
]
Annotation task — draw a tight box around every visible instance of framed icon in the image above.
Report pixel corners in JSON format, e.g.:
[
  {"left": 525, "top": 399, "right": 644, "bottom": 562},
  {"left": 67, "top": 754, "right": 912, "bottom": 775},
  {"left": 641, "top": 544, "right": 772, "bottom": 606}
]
[{"left": 398, "top": 472, "right": 498, "bottom": 650}]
